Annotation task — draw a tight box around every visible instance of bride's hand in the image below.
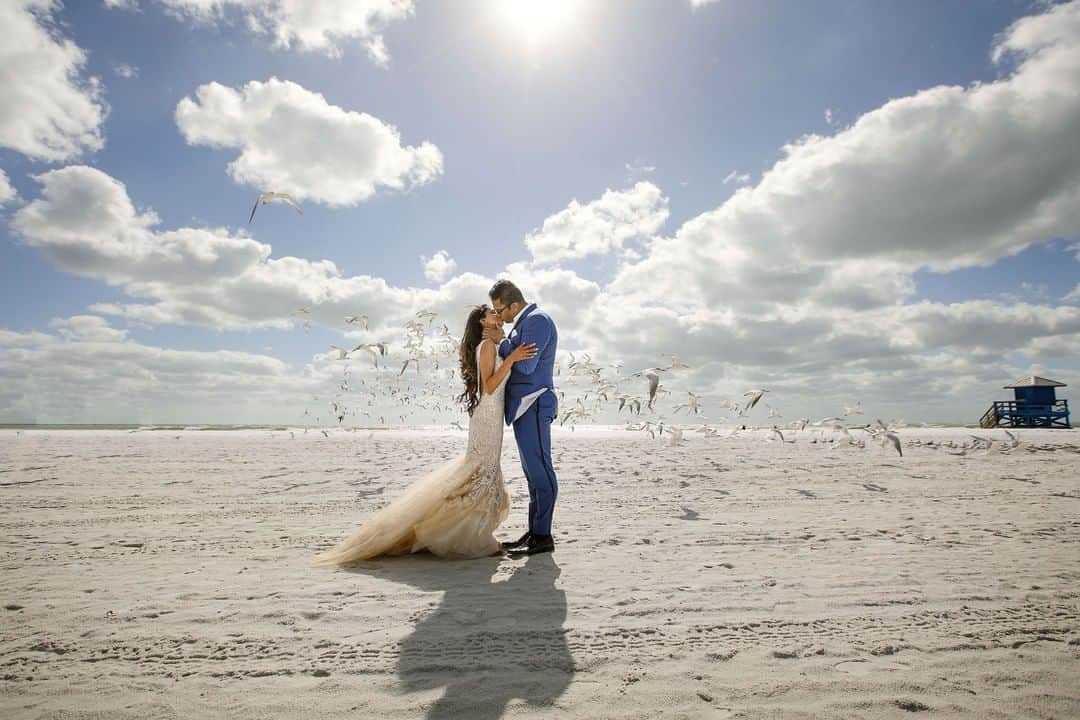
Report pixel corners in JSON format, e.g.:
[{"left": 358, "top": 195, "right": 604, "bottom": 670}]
[{"left": 508, "top": 342, "right": 538, "bottom": 363}]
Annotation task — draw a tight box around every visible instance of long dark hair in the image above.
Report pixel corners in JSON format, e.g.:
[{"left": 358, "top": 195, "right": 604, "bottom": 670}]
[{"left": 457, "top": 304, "right": 489, "bottom": 416}]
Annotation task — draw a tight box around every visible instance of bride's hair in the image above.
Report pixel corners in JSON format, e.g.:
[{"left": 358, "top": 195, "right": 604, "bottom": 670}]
[{"left": 457, "top": 304, "right": 489, "bottom": 416}]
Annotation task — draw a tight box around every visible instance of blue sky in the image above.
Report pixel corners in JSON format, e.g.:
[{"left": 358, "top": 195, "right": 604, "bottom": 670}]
[{"left": 1, "top": 0, "right": 1078, "bottom": 425}]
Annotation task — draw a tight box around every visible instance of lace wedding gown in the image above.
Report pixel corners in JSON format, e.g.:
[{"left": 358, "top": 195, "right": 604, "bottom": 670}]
[{"left": 313, "top": 340, "right": 509, "bottom": 564}]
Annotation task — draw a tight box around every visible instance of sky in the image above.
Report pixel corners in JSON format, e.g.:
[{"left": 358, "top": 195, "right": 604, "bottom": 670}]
[{"left": 0, "top": 0, "right": 1078, "bottom": 426}]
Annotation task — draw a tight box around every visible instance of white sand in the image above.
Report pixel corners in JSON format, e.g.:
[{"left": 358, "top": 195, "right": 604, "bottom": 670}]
[{"left": 1, "top": 426, "right": 1079, "bottom": 719}]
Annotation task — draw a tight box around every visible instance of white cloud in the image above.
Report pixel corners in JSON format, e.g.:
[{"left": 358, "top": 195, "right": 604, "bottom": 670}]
[
  {"left": 887, "top": 300, "right": 1080, "bottom": 353},
  {"left": 13, "top": 166, "right": 270, "bottom": 289},
  {"left": 624, "top": 162, "right": 655, "bottom": 174},
  {"left": 990, "top": 0, "right": 1080, "bottom": 65},
  {"left": 8, "top": 162, "right": 607, "bottom": 354},
  {"left": 9, "top": 159, "right": 1080, "bottom": 425},
  {"left": 112, "top": 62, "right": 139, "bottom": 79},
  {"left": 606, "top": 0, "right": 1080, "bottom": 323},
  {"left": 688, "top": 0, "right": 720, "bottom": 8},
  {"left": 524, "top": 181, "right": 669, "bottom": 265},
  {"left": 0, "top": 0, "right": 107, "bottom": 162},
  {"left": 500, "top": 264, "right": 601, "bottom": 337},
  {"left": 0, "top": 167, "right": 16, "bottom": 206},
  {"left": 1065, "top": 243, "right": 1080, "bottom": 302},
  {"left": 527, "top": 1, "right": 1080, "bottom": 421},
  {"left": 175, "top": 77, "right": 443, "bottom": 206},
  {"left": 0, "top": 312, "right": 499, "bottom": 424},
  {"left": 148, "top": 0, "right": 414, "bottom": 65},
  {"left": 0, "top": 316, "right": 305, "bottom": 424},
  {"left": 48, "top": 314, "right": 130, "bottom": 342},
  {"left": 624, "top": 161, "right": 656, "bottom": 183},
  {"left": 721, "top": 169, "right": 750, "bottom": 185},
  {"left": 10, "top": 165, "right": 493, "bottom": 341},
  {"left": 824, "top": 108, "right": 834, "bottom": 125},
  {"left": 421, "top": 250, "right": 457, "bottom": 283},
  {"left": 102, "top": 0, "right": 138, "bottom": 8}
]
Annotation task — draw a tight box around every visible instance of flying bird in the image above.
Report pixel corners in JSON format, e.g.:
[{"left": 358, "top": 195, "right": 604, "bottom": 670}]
[
  {"left": 352, "top": 342, "right": 387, "bottom": 368},
  {"left": 249, "top": 192, "right": 303, "bottom": 223},
  {"left": 742, "top": 388, "right": 769, "bottom": 412},
  {"left": 344, "top": 315, "right": 369, "bottom": 329},
  {"left": 673, "top": 391, "right": 702, "bottom": 415},
  {"left": 643, "top": 372, "right": 661, "bottom": 409},
  {"left": 632, "top": 367, "right": 666, "bottom": 409},
  {"left": 664, "top": 354, "right": 690, "bottom": 371}
]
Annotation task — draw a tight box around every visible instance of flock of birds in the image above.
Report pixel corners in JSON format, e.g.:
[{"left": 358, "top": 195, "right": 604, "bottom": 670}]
[
  {"left": 292, "top": 306, "right": 788, "bottom": 442},
  {"left": 627, "top": 418, "right": 1039, "bottom": 457},
  {"left": 246, "top": 192, "right": 1066, "bottom": 461},
  {"left": 277, "top": 302, "right": 1058, "bottom": 463},
  {"left": 292, "top": 305, "right": 473, "bottom": 428}
]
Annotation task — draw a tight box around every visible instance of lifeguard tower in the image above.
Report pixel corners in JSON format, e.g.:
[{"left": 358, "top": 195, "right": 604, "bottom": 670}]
[{"left": 979, "top": 375, "right": 1070, "bottom": 429}]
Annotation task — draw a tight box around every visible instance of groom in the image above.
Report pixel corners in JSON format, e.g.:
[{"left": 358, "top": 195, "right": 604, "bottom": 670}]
[{"left": 483, "top": 280, "right": 559, "bottom": 557}]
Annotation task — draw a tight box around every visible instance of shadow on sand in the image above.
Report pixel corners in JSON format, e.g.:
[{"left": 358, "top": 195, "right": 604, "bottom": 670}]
[{"left": 342, "top": 552, "right": 573, "bottom": 719}]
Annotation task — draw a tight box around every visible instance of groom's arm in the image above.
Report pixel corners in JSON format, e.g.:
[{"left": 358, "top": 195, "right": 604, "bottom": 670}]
[
  {"left": 497, "top": 334, "right": 516, "bottom": 359},
  {"left": 510, "top": 316, "right": 552, "bottom": 375}
]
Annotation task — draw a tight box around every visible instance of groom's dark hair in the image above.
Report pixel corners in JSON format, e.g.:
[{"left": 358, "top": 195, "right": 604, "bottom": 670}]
[{"left": 489, "top": 279, "right": 525, "bottom": 306}]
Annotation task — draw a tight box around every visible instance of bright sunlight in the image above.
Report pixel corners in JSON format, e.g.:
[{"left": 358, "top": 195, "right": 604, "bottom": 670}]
[{"left": 493, "top": 0, "right": 582, "bottom": 48}]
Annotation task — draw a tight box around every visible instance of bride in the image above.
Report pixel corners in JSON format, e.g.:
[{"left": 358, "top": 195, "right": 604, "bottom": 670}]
[{"left": 312, "top": 305, "right": 537, "bottom": 565}]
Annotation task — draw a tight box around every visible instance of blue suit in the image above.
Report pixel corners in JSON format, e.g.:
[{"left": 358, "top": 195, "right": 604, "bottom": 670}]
[{"left": 498, "top": 304, "right": 559, "bottom": 536}]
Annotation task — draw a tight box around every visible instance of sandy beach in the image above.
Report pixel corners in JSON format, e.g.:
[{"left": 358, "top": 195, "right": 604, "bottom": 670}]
[{"left": 1, "top": 426, "right": 1078, "bottom": 719}]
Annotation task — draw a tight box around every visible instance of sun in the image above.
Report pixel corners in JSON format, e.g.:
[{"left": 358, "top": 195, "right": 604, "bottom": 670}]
[{"left": 493, "top": 0, "right": 582, "bottom": 48}]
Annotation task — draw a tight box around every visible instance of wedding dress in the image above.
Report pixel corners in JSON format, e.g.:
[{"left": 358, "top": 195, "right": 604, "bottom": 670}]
[{"left": 313, "top": 340, "right": 509, "bottom": 564}]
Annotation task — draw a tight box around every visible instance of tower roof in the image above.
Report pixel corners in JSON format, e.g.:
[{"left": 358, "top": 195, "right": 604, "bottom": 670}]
[{"left": 1003, "top": 375, "right": 1066, "bottom": 389}]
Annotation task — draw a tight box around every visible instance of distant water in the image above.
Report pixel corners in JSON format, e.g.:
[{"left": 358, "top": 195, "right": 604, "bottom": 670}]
[
  {"left": 0, "top": 422, "right": 973, "bottom": 431},
  {"left": 0, "top": 424, "right": 293, "bottom": 431}
]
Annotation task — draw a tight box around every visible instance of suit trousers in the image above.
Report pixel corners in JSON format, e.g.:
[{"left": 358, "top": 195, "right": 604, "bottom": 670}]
[{"left": 511, "top": 391, "right": 558, "bottom": 536}]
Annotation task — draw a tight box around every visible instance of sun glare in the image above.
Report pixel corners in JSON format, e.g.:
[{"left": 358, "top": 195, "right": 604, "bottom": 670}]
[{"left": 494, "top": 0, "right": 581, "bottom": 48}]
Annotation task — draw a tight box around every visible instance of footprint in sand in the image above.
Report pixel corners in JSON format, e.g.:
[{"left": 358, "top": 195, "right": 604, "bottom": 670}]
[
  {"left": 834, "top": 657, "right": 909, "bottom": 675},
  {"left": 678, "top": 507, "right": 701, "bottom": 521}
]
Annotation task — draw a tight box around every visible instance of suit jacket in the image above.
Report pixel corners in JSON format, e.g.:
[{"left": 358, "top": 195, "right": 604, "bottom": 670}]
[{"left": 497, "top": 304, "right": 558, "bottom": 426}]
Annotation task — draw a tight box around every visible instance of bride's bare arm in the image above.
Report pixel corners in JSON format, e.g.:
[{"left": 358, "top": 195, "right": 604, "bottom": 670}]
[{"left": 480, "top": 340, "right": 536, "bottom": 395}]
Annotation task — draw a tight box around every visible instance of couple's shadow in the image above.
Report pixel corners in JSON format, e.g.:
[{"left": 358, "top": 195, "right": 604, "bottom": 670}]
[{"left": 345, "top": 553, "right": 573, "bottom": 719}]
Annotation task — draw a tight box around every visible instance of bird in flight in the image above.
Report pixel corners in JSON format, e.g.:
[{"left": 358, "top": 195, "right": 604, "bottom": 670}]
[
  {"left": 352, "top": 342, "right": 387, "bottom": 368},
  {"left": 742, "top": 388, "right": 769, "bottom": 412},
  {"left": 344, "top": 315, "right": 369, "bottom": 329},
  {"left": 249, "top": 192, "right": 303, "bottom": 223}
]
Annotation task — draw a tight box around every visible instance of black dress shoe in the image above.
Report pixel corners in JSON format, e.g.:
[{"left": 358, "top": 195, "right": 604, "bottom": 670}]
[
  {"left": 500, "top": 531, "right": 531, "bottom": 551},
  {"left": 507, "top": 534, "right": 554, "bottom": 557}
]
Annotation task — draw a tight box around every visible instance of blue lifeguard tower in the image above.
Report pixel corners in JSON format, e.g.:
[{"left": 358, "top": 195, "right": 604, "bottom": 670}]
[{"left": 979, "top": 375, "right": 1071, "bottom": 429}]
